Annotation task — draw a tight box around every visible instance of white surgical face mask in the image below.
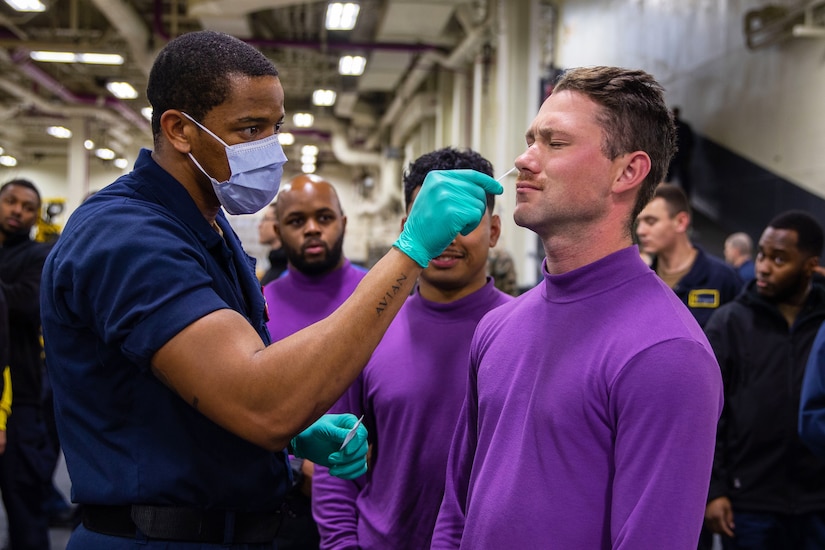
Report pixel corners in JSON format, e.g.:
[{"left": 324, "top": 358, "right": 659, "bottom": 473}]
[{"left": 183, "top": 112, "right": 288, "bottom": 215}]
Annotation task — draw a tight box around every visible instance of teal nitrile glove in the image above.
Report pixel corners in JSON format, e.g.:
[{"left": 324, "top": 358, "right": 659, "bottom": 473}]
[
  {"left": 393, "top": 169, "right": 503, "bottom": 267},
  {"left": 290, "top": 414, "right": 368, "bottom": 480}
]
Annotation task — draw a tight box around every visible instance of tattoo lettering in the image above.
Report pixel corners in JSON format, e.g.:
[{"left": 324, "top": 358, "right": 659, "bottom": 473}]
[{"left": 375, "top": 273, "right": 409, "bottom": 314}]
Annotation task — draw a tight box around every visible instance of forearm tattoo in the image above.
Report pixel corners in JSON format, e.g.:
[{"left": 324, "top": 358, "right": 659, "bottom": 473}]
[{"left": 375, "top": 273, "right": 408, "bottom": 315}]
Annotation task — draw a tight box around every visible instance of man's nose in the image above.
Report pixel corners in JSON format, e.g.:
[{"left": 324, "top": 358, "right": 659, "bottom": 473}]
[{"left": 304, "top": 218, "right": 321, "bottom": 233}]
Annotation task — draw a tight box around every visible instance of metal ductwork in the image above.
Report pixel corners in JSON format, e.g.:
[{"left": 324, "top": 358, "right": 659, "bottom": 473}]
[
  {"left": 88, "top": 0, "right": 157, "bottom": 76},
  {"left": 745, "top": 1, "right": 825, "bottom": 50}
]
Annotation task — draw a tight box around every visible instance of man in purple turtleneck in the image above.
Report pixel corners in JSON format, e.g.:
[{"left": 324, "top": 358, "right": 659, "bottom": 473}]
[
  {"left": 263, "top": 173, "right": 367, "bottom": 549},
  {"left": 431, "top": 67, "right": 724, "bottom": 550},
  {"left": 312, "top": 148, "right": 513, "bottom": 550}
]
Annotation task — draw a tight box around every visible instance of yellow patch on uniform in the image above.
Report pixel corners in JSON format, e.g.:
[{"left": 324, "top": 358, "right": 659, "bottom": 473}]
[{"left": 688, "top": 289, "right": 720, "bottom": 308}]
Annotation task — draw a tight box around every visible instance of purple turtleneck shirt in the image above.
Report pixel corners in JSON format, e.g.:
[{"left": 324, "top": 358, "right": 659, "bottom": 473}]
[
  {"left": 312, "top": 278, "right": 512, "bottom": 550},
  {"left": 263, "top": 259, "right": 367, "bottom": 342},
  {"left": 432, "top": 246, "right": 723, "bottom": 550}
]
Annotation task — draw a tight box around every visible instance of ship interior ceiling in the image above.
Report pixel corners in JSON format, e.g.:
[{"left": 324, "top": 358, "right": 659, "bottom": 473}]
[{"left": 0, "top": 0, "right": 479, "bottom": 173}]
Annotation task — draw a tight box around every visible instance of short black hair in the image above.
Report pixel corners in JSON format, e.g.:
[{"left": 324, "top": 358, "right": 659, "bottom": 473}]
[
  {"left": 402, "top": 147, "right": 495, "bottom": 212},
  {"left": 767, "top": 210, "right": 824, "bottom": 258},
  {"left": 146, "top": 30, "right": 279, "bottom": 141},
  {"left": 0, "top": 178, "right": 41, "bottom": 207}
]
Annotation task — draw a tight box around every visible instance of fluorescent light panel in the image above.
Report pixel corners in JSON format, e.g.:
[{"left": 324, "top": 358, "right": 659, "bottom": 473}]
[
  {"left": 293, "top": 113, "right": 314, "bottom": 128},
  {"left": 47, "top": 126, "right": 72, "bottom": 139},
  {"left": 4, "top": 0, "right": 44, "bottom": 12},
  {"left": 278, "top": 132, "right": 295, "bottom": 145},
  {"left": 95, "top": 148, "right": 116, "bottom": 160},
  {"left": 30, "top": 51, "right": 124, "bottom": 65},
  {"left": 0, "top": 156, "right": 18, "bottom": 167},
  {"left": 106, "top": 81, "right": 138, "bottom": 99},
  {"left": 312, "top": 89, "right": 337, "bottom": 106},
  {"left": 326, "top": 3, "right": 360, "bottom": 31},
  {"left": 338, "top": 55, "right": 366, "bottom": 76}
]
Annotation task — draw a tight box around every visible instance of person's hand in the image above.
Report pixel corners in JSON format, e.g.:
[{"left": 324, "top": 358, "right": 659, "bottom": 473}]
[
  {"left": 394, "top": 169, "right": 503, "bottom": 267},
  {"left": 704, "top": 496, "right": 735, "bottom": 537},
  {"left": 290, "top": 414, "right": 367, "bottom": 479}
]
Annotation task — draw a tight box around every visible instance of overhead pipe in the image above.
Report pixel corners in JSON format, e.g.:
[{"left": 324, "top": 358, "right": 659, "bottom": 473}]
[
  {"left": 88, "top": 0, "right": 156, "bottom": 76},
  {"left": 11, "top": 49, "right": 150, "bottom": 135},
  {"left": 365, "top": 8, "right": 494, "bottom": 150},
  {"left": 330, "top": 120, "right": 381, "bottom": 167},
  {"left": 152, "top": 0, "right": 445, "bottom": 55}
]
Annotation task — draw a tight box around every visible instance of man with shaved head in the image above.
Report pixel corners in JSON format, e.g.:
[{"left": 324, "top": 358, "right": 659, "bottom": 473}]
[{"left": 263, "top": 173, "right": 367, "bottom": 549}]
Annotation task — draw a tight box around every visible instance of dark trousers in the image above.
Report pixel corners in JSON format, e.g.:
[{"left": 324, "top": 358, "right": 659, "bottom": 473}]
[
  {"left": 0, "top": 404, "right": 52, "bottom": 549},
  {"left": 274, "top": 492, "right": 319, "bottom": 550},
  {"left": 721, "top": 510, "right": 825, "bottom": 550}
]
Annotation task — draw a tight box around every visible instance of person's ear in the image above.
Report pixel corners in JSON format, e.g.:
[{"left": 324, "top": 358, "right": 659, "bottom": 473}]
[
  {"left": 489, "top": 214, "right": 501, "bottom": 247},
  {"left": 612, "top": 151, "right": 651, "bottom": 195},
  {"left": 674, "top": 210, "right": 691, "bottom": 233},
  {"left": 161, "top": 110, "right": 195, "bottom": 154},
  {"left": 805, "top": 256, "right": 821, "bottom": 278}
]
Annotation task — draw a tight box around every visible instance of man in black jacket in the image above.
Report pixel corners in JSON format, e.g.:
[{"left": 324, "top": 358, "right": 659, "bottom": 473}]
[
  {"left": 704, "top": 210, "right": 825, "bottom": 549},
  {"left": 0, "top": 178, "right": 53, "bottom": 549}
]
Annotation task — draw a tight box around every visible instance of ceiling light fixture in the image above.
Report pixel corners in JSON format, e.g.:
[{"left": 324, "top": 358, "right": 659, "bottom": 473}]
[
  {"left": 278, "top": 132, "right": 295, "bottom": 145},
  {"left": 141, "top": 107, "right": 153, "bottom": 121},
  {"left": 84, "top": 140, "right": 95, "bottom": 151},
  {"left": 293, "top": 113, "right": 314, "bottom": 128},
  {"left": 114, "top": 158, "right": 129, "bottom": 169},
  {"left": 301, "top": 145, "right": 319, "bottom": 156},
  {"left": 4, "top": 0, "right": 45, "bottom": 12},
  {"left": 0, "top": 155, "right": 18, "bottom": 167},
  {"left": 302, "top": 163, "right": 317, "bottom": 174},
  {"left": 30, "top": 51, "right": 124, "bottom": 65},
  {"left": 106, "top": 81, "right": 138, "bottom": 99},
  {"left": 326, "top": 3, "right": 360, "bottom": 31},
  {"left": 95, "top": 148, "right": 116, "bottom": 160},
  {"left": 47, "top": 126, "right": 72, "bottom": 139},
  {"left": 338, "top": 55, "right": 366, "bottom": 76},
  {"left": 312, "top": 89, "right": 337, "bottom": 106}
]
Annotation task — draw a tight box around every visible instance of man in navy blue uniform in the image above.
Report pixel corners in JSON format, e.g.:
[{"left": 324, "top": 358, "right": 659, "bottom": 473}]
[
  {"left": 40, "top": 30, "right": 501, "bottom": 549},
  {"left": 636, "top": 183, "right": 742, "bottom": 327}
]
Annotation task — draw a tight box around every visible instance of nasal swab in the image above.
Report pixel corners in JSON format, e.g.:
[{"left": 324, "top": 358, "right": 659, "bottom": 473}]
[{"left": 496, "top": 166, "right": 517, "bottom": 182}]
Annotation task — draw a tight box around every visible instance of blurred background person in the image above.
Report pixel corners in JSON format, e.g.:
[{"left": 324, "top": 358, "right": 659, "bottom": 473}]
[
  {"left": 258, "top": 201, "right": 288, "bottom": 285},
  {"left": 724, "top": 231, "right": 756, "bottom": 288}
]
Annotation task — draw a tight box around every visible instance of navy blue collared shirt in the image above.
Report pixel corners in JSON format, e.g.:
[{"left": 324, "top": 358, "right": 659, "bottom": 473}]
[
  {"left": 41, "top": 148, "right": 289, "bottom": 510},
  {"left": 653, "top": 246, "right": 743, "bottom": 328}
]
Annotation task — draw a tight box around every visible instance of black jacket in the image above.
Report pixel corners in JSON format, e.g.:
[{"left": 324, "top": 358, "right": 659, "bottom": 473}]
[
  {"left": 0, "top": 232, "right": 51, "bottom": 406},
  {"left": 704, "top": 280, "right": 825, "bottom": 513}
]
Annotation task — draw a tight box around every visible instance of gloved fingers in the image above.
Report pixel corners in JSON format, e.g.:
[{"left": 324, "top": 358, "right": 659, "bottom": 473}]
[
  {"left": 443, "top": 169, "right": 504, "bottom": 196},
  {"left": 328, "top": 457, "right": 368, "bottom": 480},
  {"left": 325, "top": 413, "right": 360, "bottom": 430},
  {"left": 327, "top": 435, "right": 369, "bottom": 479},
  {"left": 329, "top": 426, "right": 368, "bottom": 462}
]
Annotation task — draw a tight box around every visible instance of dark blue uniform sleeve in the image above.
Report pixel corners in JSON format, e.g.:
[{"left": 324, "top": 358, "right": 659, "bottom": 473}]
[
  {"left": 800, "top": 322, "right": 825, "bottom": 460},
  {"left": 47, "top": 204, "right": 230, "bottom": 371}
]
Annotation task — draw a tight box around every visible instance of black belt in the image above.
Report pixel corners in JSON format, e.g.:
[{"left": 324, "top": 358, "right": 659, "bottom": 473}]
[{"left": 81, "top": 504, "right": 282, "bottom": 544}]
